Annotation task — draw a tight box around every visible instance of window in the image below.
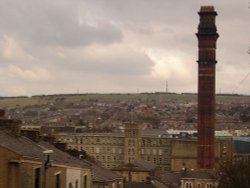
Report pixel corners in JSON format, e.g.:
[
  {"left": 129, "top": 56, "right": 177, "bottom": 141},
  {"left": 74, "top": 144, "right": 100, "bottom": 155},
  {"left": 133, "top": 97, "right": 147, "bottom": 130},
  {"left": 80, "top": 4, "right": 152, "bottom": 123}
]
[
  {"left": 153, "top": 157, "right": 156, "bottom": 163},
  {"left": 101, "top": 147, "right": 105, "bottom": 153},
  {"left": 128, "top": 157, "right": 134, "bottom": 162},
  {"left": 82, "top": 175, "right": 87, "bottom": 188},
  {"left": 206, "top": 184, "right": 213, "bottom": 188},
  {"left": 102, "top": 156, "right": 105, "bottom": 161},
  {"left": 85, "top": 138, "right": 89, "bottom": 144},
  {"left": 147, "top": 149, "right": 150, "bottom": 155},
  {"left": 68, "top": 182, "right": 73, "bottom": 188},
  {"left": 131, "top": 149, "right": 135, "bottom": 155},
  {"left": 197, "top": 184, "right": 201, "bottom": 188},
  {"left": 107, "top": 147, "right": 110, "bottom": 153},
  {"left": 158, "top": 149, "right": 163, "bottom": 155},
  {"left": 34, "top": 168, "right": 40, "bottom": 188},
  {"left": 131, "top": 130, "right": 136, "bottom": 137},
  {"left": 118, "top": 148, "right": 122, "bottom": 154},
  {"left": 147, "top": 139, "right": 151, "bottom": 145},
  {"left": 128, "top": 149, "right": 131, "bottom": 155},
  {"left": 55, "top": 174, "right": 60, "bottom": 188},
  {"left": 128, "top": 139, "right": 135, "bottom": 146},
  {"left": 107, "top": 156, "right": 111, "bottom": 161},
  {"left": 75, "top": 180, "right": 78, "bottom": 188},
  {"left": 141, "top": 149, "right": 145, "bottom": 155},
  {"left": 153, "top": 149, "right": 157, "bottom": 155},
  {"left": 141, "top": 139, "right": 145, "bottom": 146},
  {"left": 185, "top": 182, "right": 192, "bottom": 188},
  {"left": 152, "top": 140, "right": 156, "bottom": 146}
]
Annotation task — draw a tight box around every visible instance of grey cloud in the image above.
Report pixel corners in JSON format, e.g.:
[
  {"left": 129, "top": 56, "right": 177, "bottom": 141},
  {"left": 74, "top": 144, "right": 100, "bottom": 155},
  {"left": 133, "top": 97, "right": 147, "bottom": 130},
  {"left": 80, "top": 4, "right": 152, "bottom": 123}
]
[
  {"left": 85, "top": 0, "right": 194, "bottom": 25},
  {"left": 0, "top": 0, "right": 249, "bottom": 95},
  {"left": 49, "top": 45, "right": 155, "bottom": 76},
  {"left": 24, "top": 22, "right": 122, "bottom": 47},
  {"left": 0, "top": 0, "right": 122, "bottom": 47}
]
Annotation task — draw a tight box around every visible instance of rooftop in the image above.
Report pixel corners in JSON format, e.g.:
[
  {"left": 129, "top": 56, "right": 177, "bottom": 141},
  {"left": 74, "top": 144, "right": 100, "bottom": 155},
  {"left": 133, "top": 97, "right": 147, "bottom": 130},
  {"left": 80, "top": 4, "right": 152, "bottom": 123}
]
[
  {"left": 0, "top": 130, "right": 89, "bottom": 168},
  {"left": 83, "top": 160, "right": 123, "bottom": 183}
]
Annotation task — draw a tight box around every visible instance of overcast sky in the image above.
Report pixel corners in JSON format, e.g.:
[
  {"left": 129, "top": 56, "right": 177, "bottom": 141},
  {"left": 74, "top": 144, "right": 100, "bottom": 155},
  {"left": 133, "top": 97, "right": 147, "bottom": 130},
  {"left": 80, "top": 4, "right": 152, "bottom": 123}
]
[{"left": 0, "top": 0, "right": 249, "bottom": 96}]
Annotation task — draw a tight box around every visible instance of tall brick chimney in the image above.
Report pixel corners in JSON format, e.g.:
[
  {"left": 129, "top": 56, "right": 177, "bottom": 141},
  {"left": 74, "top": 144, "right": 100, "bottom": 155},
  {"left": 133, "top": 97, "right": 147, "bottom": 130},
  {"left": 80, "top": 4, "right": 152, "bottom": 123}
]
[{"left": 196, "top": 6, "right": 219, "bottom": 169}]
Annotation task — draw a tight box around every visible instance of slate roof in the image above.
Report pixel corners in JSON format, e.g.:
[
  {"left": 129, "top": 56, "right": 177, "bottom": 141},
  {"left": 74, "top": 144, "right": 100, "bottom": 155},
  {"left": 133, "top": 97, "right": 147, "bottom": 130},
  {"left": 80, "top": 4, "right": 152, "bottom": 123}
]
[
  {"left": 159, "top": 172, "right": 181, "bottom": 187},
  {"left": 234, "top": 140, "right": 250, "bottom": 153},
  {"left": 125, "top": 182, "right": 157, "bottom": 188},
  {"left": 0, "top": 130, "right": 123, "bottom": 184},
  {"left": 159, "top": 170, "right": 216, "bottom": 187},
  {"left": 125, "top": 181, "right": 168, "bottom": 188},
  {"left": 181, "top": 170, "right": 216, "bottom": 180},
  {"left": 83, "top": 160, "right": 123, "bottom": 183},
  {"left": 133, "top": 159, "right": 158, "bottom": 171},
  {"left": 113, "top": 159, "right": 157, "bottom": 172},
  {"left": 0, "top": 130, "right": 89, "bottom": 168}
]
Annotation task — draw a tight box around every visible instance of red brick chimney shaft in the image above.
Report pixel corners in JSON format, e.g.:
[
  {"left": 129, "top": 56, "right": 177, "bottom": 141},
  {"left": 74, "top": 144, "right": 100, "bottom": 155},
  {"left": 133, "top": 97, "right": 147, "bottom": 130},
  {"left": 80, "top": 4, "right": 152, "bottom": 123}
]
[{"left": 196, "top": 6, "right": 219, "bottom": 169}]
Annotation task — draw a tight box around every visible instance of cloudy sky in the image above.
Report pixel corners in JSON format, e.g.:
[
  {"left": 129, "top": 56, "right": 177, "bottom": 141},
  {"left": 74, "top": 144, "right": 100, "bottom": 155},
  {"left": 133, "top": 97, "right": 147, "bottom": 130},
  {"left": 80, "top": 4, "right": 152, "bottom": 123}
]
[{"left": 0, "top": 0, "right": 249, "bottom": 96}]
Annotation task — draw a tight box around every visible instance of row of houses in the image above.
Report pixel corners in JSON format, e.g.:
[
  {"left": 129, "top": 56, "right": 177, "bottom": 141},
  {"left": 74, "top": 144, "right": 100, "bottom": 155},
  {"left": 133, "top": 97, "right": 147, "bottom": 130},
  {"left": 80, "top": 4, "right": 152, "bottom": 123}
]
[
  {"left": 0, "top": 109, "right": 224, "bottom": 188},
  {"left": 0, "top": 110, "right": 123, "bottom": 188}
]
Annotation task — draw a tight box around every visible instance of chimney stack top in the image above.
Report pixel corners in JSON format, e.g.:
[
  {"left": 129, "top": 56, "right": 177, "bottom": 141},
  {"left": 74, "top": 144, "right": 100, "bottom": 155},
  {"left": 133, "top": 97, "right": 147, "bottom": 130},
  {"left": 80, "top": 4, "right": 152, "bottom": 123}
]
[{"left": 200, "top": 6, "right": 215, "bottom": 12}]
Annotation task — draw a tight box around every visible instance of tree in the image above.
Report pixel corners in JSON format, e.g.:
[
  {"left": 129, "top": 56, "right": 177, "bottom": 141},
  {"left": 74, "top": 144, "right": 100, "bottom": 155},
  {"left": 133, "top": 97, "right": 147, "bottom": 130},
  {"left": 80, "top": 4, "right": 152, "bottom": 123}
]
[
  {"left": 218, "top": 160, "right": 250, "bottom": 188},
  {"left": 66, "top": 149, "right": 99, "bottom": 164},
  {"left": 66, "top": 149, "right": 88, "bottom": 159}
]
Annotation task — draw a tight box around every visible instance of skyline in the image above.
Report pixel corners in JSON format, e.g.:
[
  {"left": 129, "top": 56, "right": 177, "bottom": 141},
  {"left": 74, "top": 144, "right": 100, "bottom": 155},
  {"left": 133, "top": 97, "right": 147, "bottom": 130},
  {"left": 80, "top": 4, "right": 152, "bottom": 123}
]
[{"left": 0, "top": 0, "right": 249, "bottom": 96}]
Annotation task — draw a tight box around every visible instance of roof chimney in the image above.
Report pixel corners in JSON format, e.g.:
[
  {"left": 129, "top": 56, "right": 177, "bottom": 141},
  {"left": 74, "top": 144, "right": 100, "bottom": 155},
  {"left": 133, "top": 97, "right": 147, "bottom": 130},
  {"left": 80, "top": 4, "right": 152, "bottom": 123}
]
[
  {"left": 0, "top": 109, "right": 5, "bottom": 118},
  {"left": 0, "top": 109, "right": 22, "bottom": 137}
]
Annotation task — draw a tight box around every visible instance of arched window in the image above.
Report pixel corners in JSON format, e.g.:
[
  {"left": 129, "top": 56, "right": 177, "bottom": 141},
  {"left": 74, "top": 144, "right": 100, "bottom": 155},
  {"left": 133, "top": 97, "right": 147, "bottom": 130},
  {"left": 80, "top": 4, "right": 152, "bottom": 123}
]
[
  {"left": 206, "top": 183, "right": 213, "bottom": 188},
  {"left": 185, "top": 182, "right": 193, "bottom": 188}
]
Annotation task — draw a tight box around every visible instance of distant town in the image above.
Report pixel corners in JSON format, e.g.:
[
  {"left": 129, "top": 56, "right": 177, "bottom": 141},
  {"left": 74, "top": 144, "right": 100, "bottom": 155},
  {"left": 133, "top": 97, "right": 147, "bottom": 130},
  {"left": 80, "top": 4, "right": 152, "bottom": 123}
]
[{"left": 0, "top": 93, "right": 249, "bottom": 136}]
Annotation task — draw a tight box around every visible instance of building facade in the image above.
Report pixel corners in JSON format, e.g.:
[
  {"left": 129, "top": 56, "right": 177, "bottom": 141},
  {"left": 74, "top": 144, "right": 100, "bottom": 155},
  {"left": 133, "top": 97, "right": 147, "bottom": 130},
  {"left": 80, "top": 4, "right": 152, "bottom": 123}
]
[
  {"left": 55, "top": 123, "right": 232, "bottom": 172},
  {"left": 0, "top": 131, "right": 92, "bottom": 188}
]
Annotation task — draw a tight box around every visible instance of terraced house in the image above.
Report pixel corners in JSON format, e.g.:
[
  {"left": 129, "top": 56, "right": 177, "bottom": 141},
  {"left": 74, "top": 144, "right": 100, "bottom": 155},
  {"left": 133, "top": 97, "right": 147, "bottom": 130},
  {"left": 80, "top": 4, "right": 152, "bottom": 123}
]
[
  {"left": 0, "top": 117, "right": 91, "bottom": 188},
  {"left": 0, "top": 110, "right": 123, "bottom": 188}
]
